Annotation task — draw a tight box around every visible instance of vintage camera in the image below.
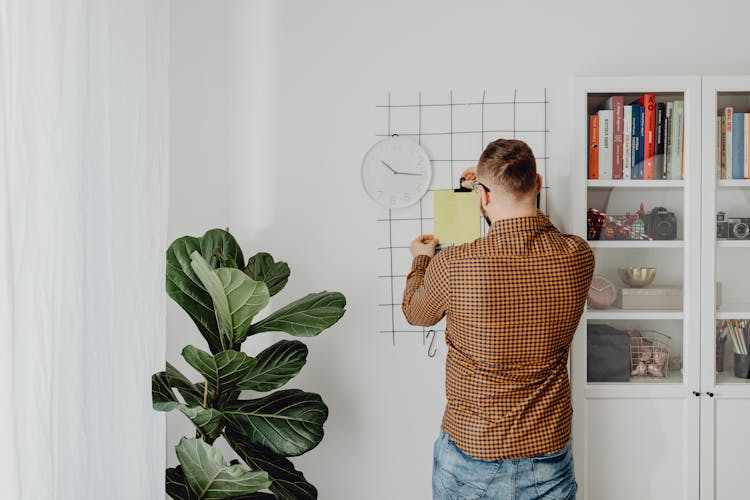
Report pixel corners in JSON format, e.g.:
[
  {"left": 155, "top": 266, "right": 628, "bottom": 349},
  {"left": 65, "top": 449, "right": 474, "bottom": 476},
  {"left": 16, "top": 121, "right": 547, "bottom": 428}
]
[
  {"left": 643, "top": 206, "right": 677, "bottom": 240},
  {"left": 728, "top": 217, "right": 750, "bottom": 240},
  {"left": 717, "top": 211, "right": 728, "bottom": 239}
]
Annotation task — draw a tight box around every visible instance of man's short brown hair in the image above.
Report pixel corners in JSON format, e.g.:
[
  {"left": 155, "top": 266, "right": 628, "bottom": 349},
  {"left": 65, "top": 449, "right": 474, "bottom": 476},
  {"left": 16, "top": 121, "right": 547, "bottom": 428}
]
[{"left": 477, "top": 139, "right": 537, "bottom": 195}]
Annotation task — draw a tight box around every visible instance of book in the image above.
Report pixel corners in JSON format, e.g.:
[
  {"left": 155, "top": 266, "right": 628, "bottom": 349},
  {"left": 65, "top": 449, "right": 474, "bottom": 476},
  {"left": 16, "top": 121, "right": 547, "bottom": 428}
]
[
  {"left": 606, "top": 96, "right": 624, "bottom": 179},
  {"left": 636, "top": 94, "right": 657, "bottom": 179},
  {"left": 671, "top": 101, "right": 684, "bottom": 180},
  {"left": 746, "top": 114, "right": 749, "bottom": 178},
  {"left": 735, "top": 112, "right": 746, "bottom": 178},
  {"left": 597, "top": 109, "right": 613, "bottom": 179},
  {"left": 630, "top": 104, "right": 643, "bottom": 180},
  {"left": 655, "top": 102, "right": 666, "bottom": 180},
  {"left": 665, "top": 102, "right": 673, "bottom": 180},
  {"left": 623, "top": 105, "right": 633, "bottom": 180},
  {"left": 589, "top": 115, "right": 599, "bottom": 179},
  {"left": 725, "top": 107, "right": 734, "bottom": 178},
  {"left": 720, "top": 115, "right": 727, "bottom": 179}
]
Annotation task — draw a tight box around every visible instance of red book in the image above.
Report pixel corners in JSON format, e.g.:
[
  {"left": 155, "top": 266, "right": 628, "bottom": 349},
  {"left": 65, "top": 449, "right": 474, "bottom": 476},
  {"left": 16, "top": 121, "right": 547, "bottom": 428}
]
[
  {"left": 637, "top": 94, "right": 657, "bottom": 179},
  {"left": 606, "top": 96, "right": 624, "bottom": 179},
  {"left": 589, "top": 115, "right": 599, "bottom": 179}
]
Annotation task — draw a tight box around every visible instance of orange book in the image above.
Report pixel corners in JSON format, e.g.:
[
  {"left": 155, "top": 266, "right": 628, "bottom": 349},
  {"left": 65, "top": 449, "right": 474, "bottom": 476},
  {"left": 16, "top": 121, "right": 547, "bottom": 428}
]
[
  {"left": 589, "top": 115, "right": 599, "bottom": 179},
  {"left": 636, "top": 94, "right": 657, "bottom": 179}
]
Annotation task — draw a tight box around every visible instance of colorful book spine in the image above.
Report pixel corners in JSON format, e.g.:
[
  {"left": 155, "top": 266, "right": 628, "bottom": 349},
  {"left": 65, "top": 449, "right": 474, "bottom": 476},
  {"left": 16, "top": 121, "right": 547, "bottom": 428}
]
[
  {"left": 714, "top": 116, "right": 721, "bottom": 179},
  {"left": 655, "top": 102, "right": 666, "bottom": 180},
  {"left": 631, "top": 104, "right": 642, "bottom": 179},
  {"left": 725, "top": 107, "right": 734, "bottom": 178},
  {"left": 720, "top": 115, "right": 727, "bottom": 179},
  {"left": 665, "top": 102, "right": 673, "bottom": 180},
  {"left": 597, "top": 109, "right": 613, "bottom": 180},
  {"left": 637, "top": 94, "right": 657, "bottom": 179},
  {"left": 623, "top": 105, "right": 633, "bottom": 180},
  {"left": 736, "top": 112, "right": 746, "bottom": 178},
  {"left": 606, "top": 96, "right": 624, "bottom": 179},
  {"left": 671, "top": 101, "right": 684, "bottom": 180},
  {"left": 589, "top": 115, "right": 599, "bottom": 179}
]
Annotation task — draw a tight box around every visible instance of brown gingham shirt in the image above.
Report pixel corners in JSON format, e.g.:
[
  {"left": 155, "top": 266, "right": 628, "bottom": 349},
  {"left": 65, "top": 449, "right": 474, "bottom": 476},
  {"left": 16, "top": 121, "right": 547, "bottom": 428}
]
[{"left": 403, "top": 210, "right": 594, "bottom": 461}]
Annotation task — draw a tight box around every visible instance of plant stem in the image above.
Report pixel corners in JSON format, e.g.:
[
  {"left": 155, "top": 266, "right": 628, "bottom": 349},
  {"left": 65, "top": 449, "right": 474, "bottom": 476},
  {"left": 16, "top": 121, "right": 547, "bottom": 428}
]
[{"left": 203, "top": 381, "right": 209, "bottom": 408}]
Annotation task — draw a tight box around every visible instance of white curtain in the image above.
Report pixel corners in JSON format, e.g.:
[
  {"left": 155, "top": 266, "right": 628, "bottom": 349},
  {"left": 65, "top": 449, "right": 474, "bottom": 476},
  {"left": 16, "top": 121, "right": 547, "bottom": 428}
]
[{"left": 0, "top": 1, "right": 169, "bottom": 499}]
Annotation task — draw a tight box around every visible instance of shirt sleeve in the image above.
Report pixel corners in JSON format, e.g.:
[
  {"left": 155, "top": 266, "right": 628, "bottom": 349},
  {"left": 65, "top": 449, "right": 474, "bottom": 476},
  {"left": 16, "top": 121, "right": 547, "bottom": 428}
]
[{"left": 402, "top": 251, "right": 449, "bottom": 327}]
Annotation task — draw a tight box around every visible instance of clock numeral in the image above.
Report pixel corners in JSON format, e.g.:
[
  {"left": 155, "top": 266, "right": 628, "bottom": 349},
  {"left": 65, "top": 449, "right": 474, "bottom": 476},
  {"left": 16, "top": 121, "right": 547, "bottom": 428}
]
[
  {"left": 403, "top": 193, "right": 411, "bottom": 202},
  {"left": 375, "top": 190, "right": 383, "bottom": 199},
  {"left": 390, "top": 195, "right": 397, "bottom": 205}
]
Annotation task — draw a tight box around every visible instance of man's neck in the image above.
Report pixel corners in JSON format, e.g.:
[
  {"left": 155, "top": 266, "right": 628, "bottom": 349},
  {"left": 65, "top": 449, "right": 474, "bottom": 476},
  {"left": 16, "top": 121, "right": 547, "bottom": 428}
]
[{"left": 488, "top": 205, "right": 538, "bottom": 224}]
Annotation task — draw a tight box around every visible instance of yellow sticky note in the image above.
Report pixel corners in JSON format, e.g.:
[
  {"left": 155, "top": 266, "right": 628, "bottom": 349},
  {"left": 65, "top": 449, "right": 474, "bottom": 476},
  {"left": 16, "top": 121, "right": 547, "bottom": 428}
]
[{"left": 433, "top": 190, "right": 481, "bottom": 245}]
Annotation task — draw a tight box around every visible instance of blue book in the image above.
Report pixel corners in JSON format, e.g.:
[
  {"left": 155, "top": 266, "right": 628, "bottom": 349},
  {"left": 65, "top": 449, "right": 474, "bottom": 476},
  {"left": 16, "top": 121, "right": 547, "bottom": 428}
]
[
  {"left": 733, "top": 112, "right": 744, "bottom": 179},
  {"left": 631, "top": 103, "right": 643, "bottom": 179}
]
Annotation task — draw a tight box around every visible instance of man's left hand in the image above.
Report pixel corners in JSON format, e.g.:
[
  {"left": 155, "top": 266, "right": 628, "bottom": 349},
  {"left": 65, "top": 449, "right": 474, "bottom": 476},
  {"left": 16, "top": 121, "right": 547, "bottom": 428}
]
[{"left": 410, "top": 234, "right": 439, "bottom": 258}]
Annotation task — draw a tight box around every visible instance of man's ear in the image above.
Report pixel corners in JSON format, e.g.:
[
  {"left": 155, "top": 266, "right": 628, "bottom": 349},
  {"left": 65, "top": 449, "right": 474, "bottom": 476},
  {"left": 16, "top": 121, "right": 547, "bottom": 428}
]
[
  {"left": 481, "top": 186, "right": 491, "bottom": 207},
  {"left": 536, "top": 173, "right": 543, "bottom": 193}
]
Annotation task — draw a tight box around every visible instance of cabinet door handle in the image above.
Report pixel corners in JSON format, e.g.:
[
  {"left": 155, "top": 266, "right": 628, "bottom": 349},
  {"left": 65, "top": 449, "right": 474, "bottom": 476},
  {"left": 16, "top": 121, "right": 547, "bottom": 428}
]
[
  {"left": 693, "top": 391, "right": 700, "bottom": 396},
  {"left": 706, "top": 392, "right": 715, "bottom": 397}
]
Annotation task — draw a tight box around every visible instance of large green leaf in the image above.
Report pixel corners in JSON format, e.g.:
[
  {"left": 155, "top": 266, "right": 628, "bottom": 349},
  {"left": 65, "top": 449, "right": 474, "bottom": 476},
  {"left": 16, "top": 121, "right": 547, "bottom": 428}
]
[
  {"left": 153, "top": 371, "right": 180, "bottom": 411},
  {"left": 239, "top": 340, "right": 308, "bottom": 392},
  {"left": 191, "top": 252, "right": 270, "bottom": 348},
  {"left": 166, "top": 466, "right": 200, "bottom": 500},
  {"left": 176, "top": 437, "right": 270, "bottom": 500},
  {"left": 225, "top": 429, "right": 318, "bottom": 499},
  {"left": 167, "top": 362, "right": 204, "bottom": 407},
  {"left": 182, "top": 345, "right": 258, "bottom": 400},
  {"left": 247, "top": 292, "right": 346, "bottom": 337},
  {"left": 179, "top": 406, "right": 225, "bottom": 440},
  {"left": 166, "top": 230, "right": 245, "bottom": 353},
  {"left": 244, "top": 253, "right": 290, "bottom": 297},
  {"left": 223, "top": 389, "right": 328, "bottom": 457}
]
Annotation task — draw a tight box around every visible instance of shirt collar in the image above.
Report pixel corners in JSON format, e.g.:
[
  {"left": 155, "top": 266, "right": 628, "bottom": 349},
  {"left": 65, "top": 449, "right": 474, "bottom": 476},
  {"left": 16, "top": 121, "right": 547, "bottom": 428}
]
[{"left": 488, "top": 209, "right": 552, "bottom": 236}]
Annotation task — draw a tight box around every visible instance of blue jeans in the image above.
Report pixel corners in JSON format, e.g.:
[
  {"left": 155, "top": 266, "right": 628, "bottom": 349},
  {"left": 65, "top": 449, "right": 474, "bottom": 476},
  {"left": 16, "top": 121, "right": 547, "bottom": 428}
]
[{"left": 432, "top": 430, "right": 577, "bottom": 500}]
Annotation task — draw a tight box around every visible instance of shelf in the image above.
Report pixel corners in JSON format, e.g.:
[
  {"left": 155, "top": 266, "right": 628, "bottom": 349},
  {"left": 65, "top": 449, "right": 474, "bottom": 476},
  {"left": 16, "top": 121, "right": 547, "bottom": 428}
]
[
  {"left": 716, "top": 303, "right": 750, "bottom": 319},
  {"left": 587, "top": 308, "right": 683, "bottom": 320},
  {"left": 587, "top": 179, "right": 685, "bottom": 189},
  {"left": 716, "top": 371, "right": 750, "bottom": 385},
  {"left": 717, "top": 240, "right": 750, "bottom": 248},
  {"left": 584, "top": 370, "right": 685, "bottom": 399},
  {"left": 588, "top": 240, "right": 684, "bottom": 248},
  {"left": 718, "top": 179, "right": 750, "bottom": 187}
]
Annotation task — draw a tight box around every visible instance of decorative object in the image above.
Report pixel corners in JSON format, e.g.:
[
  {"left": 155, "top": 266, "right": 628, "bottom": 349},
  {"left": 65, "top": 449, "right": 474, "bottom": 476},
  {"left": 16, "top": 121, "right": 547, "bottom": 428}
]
[
  {"left": 587, "top": 275, "right": 618, "bottom": 309},
  {"left": 618, "top": 267, "right": 657, "bottom": 288},
  {"left": 620, "top": 286, "right": 683, "bottom": 310},
  {"left": 629, "top": 329, "right": 671, "bottom": 378},
  {"left": 153, "top": 229, "right": 346, "bottom": 499},
  {"left": 361, "top": 135, "right": 432, "bottom": 209},
  {"left": 587, "top": 205, "right": 653, "bottom": 241}
]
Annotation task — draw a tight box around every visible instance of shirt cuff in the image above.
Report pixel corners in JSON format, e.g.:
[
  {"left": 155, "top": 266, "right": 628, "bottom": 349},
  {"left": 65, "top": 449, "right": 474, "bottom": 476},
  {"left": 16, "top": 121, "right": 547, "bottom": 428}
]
[{"left": 411, "top": 255, "right": 431, "bottom": 271}]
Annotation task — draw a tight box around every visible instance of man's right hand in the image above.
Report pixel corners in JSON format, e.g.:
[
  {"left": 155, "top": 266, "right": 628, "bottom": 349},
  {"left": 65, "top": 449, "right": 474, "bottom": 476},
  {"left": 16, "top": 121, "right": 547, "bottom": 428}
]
[{"left": 460, "top": 167, "right": 477, "bottom": 189}]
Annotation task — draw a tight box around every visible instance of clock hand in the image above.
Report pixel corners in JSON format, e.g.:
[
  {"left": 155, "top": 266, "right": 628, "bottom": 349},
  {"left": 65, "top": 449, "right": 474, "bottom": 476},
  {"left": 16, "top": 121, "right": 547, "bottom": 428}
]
[
  {"left": 395, "top": 172, "right": 422, "bottom": 176},
  {"left": 381, "top": 161, "right": 398, "bottom": 175}
]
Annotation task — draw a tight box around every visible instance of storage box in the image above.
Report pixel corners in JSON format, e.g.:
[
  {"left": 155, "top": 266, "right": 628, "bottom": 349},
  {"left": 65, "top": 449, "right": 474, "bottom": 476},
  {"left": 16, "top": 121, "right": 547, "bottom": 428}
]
[{"left": 619, "top": 286, "right": 683, "bottom": 310}]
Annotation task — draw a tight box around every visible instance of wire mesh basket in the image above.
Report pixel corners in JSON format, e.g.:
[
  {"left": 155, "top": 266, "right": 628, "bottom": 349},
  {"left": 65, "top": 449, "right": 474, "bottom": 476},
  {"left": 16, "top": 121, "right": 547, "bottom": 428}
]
[{"left": 629, "top": 329, "right": 671, "bottom": 378}]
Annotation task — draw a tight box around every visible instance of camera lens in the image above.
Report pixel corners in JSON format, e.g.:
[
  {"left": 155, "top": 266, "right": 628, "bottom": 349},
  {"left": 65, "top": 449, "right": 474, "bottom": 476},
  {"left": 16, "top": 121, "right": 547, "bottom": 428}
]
[
  {"left": 733, "top": 222, "right": 749, "bottom": 239},
  {"left": 656, "top": 220, "right": 672, "bottom": 238}
]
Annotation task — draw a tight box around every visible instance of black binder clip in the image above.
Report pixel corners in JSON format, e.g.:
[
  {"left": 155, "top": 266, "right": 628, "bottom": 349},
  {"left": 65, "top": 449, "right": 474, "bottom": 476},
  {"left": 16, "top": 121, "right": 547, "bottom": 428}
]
[{"left": 454, "top": 177, "right": 472, "bottom": 193}]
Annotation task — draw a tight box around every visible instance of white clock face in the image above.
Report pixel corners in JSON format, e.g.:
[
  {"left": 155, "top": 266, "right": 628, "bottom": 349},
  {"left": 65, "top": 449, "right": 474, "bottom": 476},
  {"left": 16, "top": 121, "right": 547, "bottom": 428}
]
[{"left": 361, "top": 136, "right": 432, "bottom": 209}]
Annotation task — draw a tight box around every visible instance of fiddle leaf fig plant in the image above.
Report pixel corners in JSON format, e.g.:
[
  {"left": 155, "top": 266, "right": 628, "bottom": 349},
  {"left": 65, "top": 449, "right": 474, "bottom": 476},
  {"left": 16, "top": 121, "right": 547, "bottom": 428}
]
[{"left": 155, "top": 229, "right": 345, "bottom": 499}]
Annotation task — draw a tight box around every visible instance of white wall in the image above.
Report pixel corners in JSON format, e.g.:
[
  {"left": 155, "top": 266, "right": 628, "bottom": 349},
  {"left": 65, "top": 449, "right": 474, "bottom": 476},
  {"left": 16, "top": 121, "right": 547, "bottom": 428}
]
[{"left": 168, "top": 1, "right": 750, "bottom": 498}]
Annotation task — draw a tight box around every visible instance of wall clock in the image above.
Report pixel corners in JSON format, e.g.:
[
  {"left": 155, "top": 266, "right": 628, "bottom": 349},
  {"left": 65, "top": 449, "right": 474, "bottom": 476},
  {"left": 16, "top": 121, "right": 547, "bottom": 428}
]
[
  {"left": 588, "top": 275, "right": 618, "bottom": 309},
  {"left": 361, "top": 136, "right": 432, "bottom": 209}
]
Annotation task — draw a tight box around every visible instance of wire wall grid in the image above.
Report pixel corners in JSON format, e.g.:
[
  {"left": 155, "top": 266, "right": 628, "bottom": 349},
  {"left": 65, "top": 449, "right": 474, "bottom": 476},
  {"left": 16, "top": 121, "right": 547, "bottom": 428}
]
[{"left": 376, "top": 89, "right": 550, "bottom": 352}]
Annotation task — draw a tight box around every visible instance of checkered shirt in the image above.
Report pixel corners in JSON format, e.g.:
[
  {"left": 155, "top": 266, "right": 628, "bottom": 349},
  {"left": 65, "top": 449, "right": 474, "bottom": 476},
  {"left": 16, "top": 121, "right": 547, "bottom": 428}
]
[{"left": 403, "top": 210, "right": 594, "bottom": 461}]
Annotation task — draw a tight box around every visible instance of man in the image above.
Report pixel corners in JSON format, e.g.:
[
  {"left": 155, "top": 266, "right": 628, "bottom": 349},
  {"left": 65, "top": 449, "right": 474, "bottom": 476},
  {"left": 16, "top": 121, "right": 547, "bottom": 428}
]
[{"left": 402, "top": 139, "right": 594, "bottom": 500}]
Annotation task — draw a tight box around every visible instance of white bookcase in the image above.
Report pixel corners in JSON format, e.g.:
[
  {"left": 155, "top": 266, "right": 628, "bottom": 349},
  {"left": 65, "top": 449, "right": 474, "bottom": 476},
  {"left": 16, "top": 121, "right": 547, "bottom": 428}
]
[
  {"left": 571, "top": 76, "right": 702, "bottom": 500},
  {"left": 700, "top": 76, "right": 750, "bottom": 500}
]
